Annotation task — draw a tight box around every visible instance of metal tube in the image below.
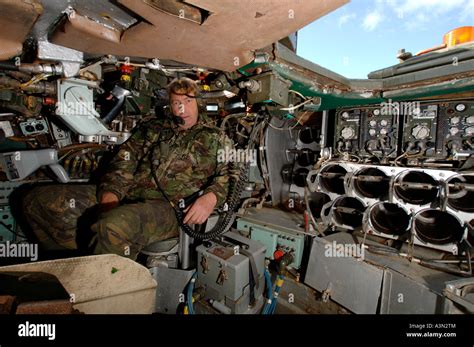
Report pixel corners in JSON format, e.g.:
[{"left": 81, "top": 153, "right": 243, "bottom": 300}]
[{"left": 179, "top": 227, "right": 192, "bottom": 270}]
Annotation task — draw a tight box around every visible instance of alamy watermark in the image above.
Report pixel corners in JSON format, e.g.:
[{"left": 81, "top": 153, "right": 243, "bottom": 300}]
[
  {"left": 324, "top": 241, "right": 365, "bottom": 259},
  {"left": 217, "top": 147, "right": 257, "bottom": 166},
  {"left": 381, "top": 99, "right": 421, "bottom": 116},
  {"left": 0, "top": 241, "right": 38, "bottom": 261},
  {"left": 18, "top": 321, "right": 55, "bottom": 341}
]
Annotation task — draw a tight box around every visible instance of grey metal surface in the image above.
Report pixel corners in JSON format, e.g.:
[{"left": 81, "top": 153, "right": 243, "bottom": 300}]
[
  {"left": 442, "top": 278, "right": 474, "bottom": 314},
  {"left": 305, "top": 232, "right": 466, "bottom": 314},
  {"left": 149, "top": 267, "right": 194, "bottom": 314},
  {"left": 195, "top": 231, "right": 266, "bottom": 314},
  {"left": 31, "top": 1, "right": 84, "bottom": 77},
  {"left": 0, "top": 149, "right": 69, "bottom": 183},
  {"left": 264, "top": 118, "right": 297, "bottom": 206},
  {"left": 379, "top": 269, "right": 444, "bottom": 314},
  {"left": 71, "top": 0, "right": 137, "bottom": 31},
  {"left": 238, "top": 206, "right": 306, "bottom": 235},
  {"left": 56, "top": 78, "right": 129, "bottom": 144},
  {"left": 304, "top": 233, "right": 384, "bottom": 314},
  {"left": 368, "top": 45, "right": 474, "bottom": 79},
  {"left": 179, "top": 228, "right": 193, "bottom": 270}
]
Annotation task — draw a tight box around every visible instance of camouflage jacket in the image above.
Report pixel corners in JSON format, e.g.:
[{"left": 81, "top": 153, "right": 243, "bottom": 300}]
[{"left": 99, "top": 114, "right": 233, "bottom": 207}]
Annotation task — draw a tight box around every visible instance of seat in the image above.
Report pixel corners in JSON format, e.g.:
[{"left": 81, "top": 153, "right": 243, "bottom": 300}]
[{"left": 141, "top": 212, "right": 220, "bottom": 269}]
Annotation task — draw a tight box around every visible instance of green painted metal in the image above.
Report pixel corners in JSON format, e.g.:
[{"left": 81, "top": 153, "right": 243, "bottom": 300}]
[{"left": 236, "top": 219, "right": 305, "bottom": 269}]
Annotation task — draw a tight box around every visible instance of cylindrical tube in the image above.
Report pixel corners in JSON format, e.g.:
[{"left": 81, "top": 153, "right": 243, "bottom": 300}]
[
  {"left": 353, "top": 168, "right": 389, "bottom": 199},
  {"left": 447, "top": 174, "right": 474, "bottom": 212},
  {"left": 331, "top": 196, "right": 366, "bottom": 229},
  {"left": 367, "top": 202, "right": 410, "bottom": 236},
  {"left": 318, "top": 164, "right": 347, "bottom": 195},
  {"left": 414, "top": 209, "right": 464, "bottom": 245},
  {"left": 394, "top": 171, "right": 439, "bottom": 205}
]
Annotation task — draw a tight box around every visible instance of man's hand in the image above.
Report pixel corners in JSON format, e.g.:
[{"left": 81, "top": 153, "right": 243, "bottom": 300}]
[
  {"left": 99, "top": 191, "right": 120, "bottom": 212},
  {"left": 183, "top": 192, "right": 217, "bottom": 225}
]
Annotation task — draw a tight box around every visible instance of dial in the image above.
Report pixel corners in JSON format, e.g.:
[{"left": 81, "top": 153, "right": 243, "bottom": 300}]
[
  {"left": 373, "top": 109, "right": 380, "bottom": 116},
  {"left": 369, "top": 120, "right": 377, "bottom": 127},
  {"left": 380, "top": 128, "right": 388, "bottom": 135},
  {"left": 341, "top": 127, "right": 355, "bottom": 140},
  {"left": 369, "top": 129, "right": 377, "bottom": 137},
  {"left": 465, "top": 126, "right": 474, "bottom": 136},
  {"left": 450, "top": 116, "right": 461, "bottom": 125},
  {"left": 466, "top": 116, "right": 474, "bottom": 124},
  {"left": 412, "top": 124, "right": 430, "bottom": 140},
  {"left": 380, "top": 119, "right": 388, "bottom": 127},
  {"left": 449, "top": 127, "right": 460, "bottom": 136},
  {"left": 455, "top": 103, "right": 466, "bottom": 112}
]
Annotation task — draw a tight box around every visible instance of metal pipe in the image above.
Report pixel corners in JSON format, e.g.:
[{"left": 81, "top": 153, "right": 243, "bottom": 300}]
[
  {"left": 0, "top": 61, "right": 19, "bottom": 71},
  {"left": 102, "top": 86, "right": 132, "bottom": 124},
  {"left": 179, "top": 227, "right": 193, "bottom": 270}
]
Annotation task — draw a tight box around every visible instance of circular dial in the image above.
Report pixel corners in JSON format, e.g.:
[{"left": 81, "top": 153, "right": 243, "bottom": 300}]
[
  {"left": 369, "top": 120, "right": 377, "bottom": 127},
  {"left": 373, "top": 109, "right": 380, "bottom": 116},
  {"left": 465, "top": 126, "right": 474, "bottom": 136},
  {"left": 449, "top": 127, "right": 460, "bottom": 136},
  {"left": 369, "top": 129, "right": 377, "bottom": 137},
  {"left": 450, "top": 116, "right": 461, "bottom": 125},
  {"left": 466, "top": 116, "right": 474, "bottom": 124},
  {"left": 455, "top": 103, "right": 466, "bottom": 112},
  {"left": 412, "top": 124, "right": 430, "bottom": 140},
  {"left": 341, "top": 127, "right": 355, "bottom": 140},
  {"left": 380, "top": 119, "right": 388, "bottom": 127},
  {"left": 380, "top": 128, "right": 388, "bottom": 135}
]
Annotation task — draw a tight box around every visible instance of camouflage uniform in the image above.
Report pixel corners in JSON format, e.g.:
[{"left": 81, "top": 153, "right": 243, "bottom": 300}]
[{"left": 23, "top": 114, "right": 232, "bottom": 260}]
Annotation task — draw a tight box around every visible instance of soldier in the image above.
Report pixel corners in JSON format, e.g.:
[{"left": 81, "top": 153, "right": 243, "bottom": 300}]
[{"left": 23, "top": 77, "right": 232, "bottom": 260}]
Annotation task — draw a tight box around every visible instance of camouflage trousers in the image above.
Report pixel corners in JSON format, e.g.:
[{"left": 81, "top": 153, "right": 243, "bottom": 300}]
[{"left": 22, "top": 185, "right": 179, "bottom": 260}]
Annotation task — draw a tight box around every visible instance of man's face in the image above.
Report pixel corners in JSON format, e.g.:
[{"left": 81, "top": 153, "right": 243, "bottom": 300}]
[{"left": 170, "top": 92, "right": 199, "bottom": 130}]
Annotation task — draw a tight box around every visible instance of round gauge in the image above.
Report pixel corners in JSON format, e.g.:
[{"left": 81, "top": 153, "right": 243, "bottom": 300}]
[
  {"left": 342, "top": 111, "right": 349, "bottom": 119},
  {"left": 412, "top": 124, "right": 430, "bottom": 140},
  {"left": 369, "top": 129, "right": 377, "bottom": 137},
  {"left": 449, "top": 127, "right": 459, "bottom": 136},
  {"left": 466, "top": 126, "right": 474, "bottom": 136},
  {"left": 373, "top": 109, "right": 380, "bottom": 116},
  {"left": 455, "top": 103, "right": 466, "bottom": 112},
  {"left": 466, "top": 116, "right": 474, "bottom": 124},
  {"left": 450, "top": 116, "right": 461, "bottom": 125},
  {"left": 369, "top": 120, "right": 377, "bottom": 127},
  {"left": 380, "top": 119, "right": 388, "bottom": 127},
  {"left": 380, "top": 128, "right": 388, "bottom": 135},
  {"left": 341, "top": 127, "right": 355, "bottom": 140}
]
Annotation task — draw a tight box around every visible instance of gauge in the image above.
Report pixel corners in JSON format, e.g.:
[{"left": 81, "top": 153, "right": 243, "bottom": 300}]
[
  {"left": 369, "top": 129, "right": 377, "bottom": 137},
  {"left": 455, "top": 103, "right": 466, "bottom": 112},
  {"left": 412, "top": 124, "right": 430, "bottom": 140},
  {"left": 466, "top": 116, "right": 474, "bottom": 124},
  {"left": 341, "top": 127, "right": 355, "bottom": 140},
  {"left": 449, "top": 127, "right": 459, "bottom": 136},
  {"left": 380, "top": 119, "right": 388, "bottom": 127},
  {"left": 369, "top": 120, "right": 377, "bottom": 127},
  {"left": 380, "top": 128, "right": 388, "bottom": 135},
  {"left": 373, "top": 109, "right": 380, "bottom": 116},
  {"left": 466, "top": 126, "right": 474, "bottom": 136},
  {"left": 450, "top": 116, "right": 461, "bottom": 125}
]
